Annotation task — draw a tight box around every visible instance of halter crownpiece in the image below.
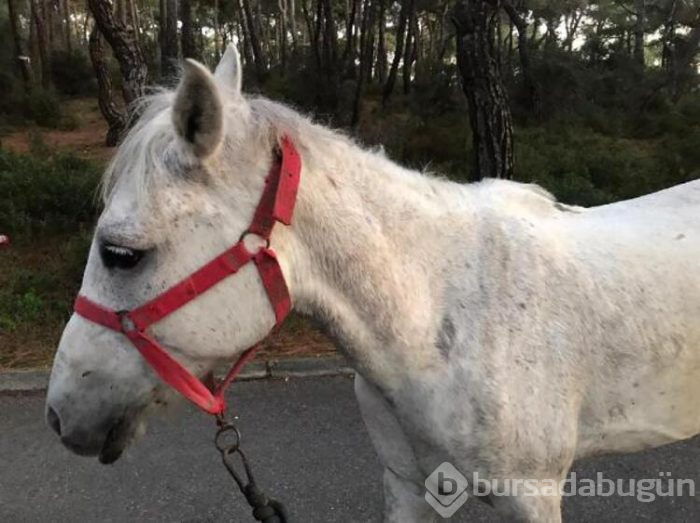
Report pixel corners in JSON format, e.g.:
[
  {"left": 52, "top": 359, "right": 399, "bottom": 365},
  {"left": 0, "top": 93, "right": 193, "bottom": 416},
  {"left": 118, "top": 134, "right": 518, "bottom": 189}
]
[{"left": 74, "top": 136, "right": 302, "bottom": 415}]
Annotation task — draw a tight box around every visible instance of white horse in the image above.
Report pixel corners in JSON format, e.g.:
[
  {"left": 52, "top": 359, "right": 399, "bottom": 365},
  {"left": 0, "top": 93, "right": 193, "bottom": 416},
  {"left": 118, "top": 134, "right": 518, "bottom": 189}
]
[{"left": 46, "top": 46, "right": 700, "bottom": 522}]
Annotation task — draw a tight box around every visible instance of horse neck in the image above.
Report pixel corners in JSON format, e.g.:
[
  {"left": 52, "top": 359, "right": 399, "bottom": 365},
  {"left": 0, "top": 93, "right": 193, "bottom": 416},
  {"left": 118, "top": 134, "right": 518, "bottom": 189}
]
[{"left": 276, "top": 134, "right": 477, "bottom": 387}]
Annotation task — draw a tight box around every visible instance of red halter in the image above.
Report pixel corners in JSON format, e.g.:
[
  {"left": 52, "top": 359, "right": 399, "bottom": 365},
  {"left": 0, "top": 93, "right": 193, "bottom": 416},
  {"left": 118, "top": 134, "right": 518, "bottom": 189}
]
[{"left": 74, "top": 136, "right": 301, "bottom": 416}]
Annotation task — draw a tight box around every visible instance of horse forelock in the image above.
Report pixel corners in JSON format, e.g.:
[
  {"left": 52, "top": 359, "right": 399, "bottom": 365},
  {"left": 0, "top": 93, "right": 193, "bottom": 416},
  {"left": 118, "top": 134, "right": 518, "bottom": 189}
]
[
  {"left": 100, "top": 91, "right": 182, "bottom": 205},
  {"left": 100, "top": 75, "right": 406, "bottom": 229}
]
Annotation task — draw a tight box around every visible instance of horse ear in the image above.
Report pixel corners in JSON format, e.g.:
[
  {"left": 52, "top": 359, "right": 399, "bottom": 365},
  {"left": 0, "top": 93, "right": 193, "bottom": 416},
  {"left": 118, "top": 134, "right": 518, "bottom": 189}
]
[
  {"left": 214, "top": 45, "right": 243, "bottom": 97},
  {"left": 172, "top": 59, "right": 224, "bottom": 159}
]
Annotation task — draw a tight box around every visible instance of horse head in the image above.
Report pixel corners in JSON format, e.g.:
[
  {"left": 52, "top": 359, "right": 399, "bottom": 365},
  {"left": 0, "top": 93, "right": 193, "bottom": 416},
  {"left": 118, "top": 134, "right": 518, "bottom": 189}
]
[{"left": 45, "top": 46, "right": 293, "bottom": 463}]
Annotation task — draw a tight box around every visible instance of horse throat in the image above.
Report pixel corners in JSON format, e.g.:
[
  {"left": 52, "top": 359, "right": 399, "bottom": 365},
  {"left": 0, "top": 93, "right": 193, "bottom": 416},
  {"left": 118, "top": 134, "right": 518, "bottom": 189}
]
[{"left": 279, "top": 144, "right": 456, "bottom": 387}]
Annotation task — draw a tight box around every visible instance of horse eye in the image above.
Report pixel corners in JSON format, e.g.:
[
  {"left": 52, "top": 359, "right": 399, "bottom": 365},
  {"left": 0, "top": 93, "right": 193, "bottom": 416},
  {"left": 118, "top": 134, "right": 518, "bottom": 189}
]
[{"left": 99, "top": 242, "right": 146, "bottom": 270}]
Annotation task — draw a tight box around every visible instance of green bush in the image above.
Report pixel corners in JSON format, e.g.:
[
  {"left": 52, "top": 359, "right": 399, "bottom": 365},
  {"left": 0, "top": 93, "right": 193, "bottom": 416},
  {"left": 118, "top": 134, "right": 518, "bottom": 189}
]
[
  {"left": 514, "top": 125, "right": 671, "bottom": 206},
  {"left": 50, "top": 50, "right": 97, "bottom": 97},
  {"left": 0, "top": 149, "right": 101, "bottom": 240},
  {"left": 21, "top": 87, "right": 64, "bottom": 128},
  {"left": 0, "top": 78, "right": 67, "bottom": 129},
  {"left": 0, "top": 232, "right": 91, "bottom": 334}
]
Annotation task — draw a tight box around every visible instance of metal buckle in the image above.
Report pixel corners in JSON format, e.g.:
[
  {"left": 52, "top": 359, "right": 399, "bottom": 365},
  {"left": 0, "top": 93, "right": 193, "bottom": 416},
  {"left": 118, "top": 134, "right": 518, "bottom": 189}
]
[
  {"left": 116, "top": 310, "right": 137, "bottom": 333},
  {"left": 238, "top": 230, "right": 270, "bottom": 253}
]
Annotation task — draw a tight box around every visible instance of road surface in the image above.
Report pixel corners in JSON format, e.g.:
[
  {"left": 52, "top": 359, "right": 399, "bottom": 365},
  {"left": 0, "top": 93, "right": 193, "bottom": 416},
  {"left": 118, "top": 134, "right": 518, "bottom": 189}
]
[{"left": 1, "top": 376, "right": 698, "bottom": 521}]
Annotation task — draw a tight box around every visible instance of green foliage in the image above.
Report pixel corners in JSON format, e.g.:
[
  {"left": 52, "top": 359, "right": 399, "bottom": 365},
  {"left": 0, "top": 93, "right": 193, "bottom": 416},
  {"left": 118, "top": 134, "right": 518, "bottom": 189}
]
[
  {"left": 50, "top": 50, "right": 97, "bottom": 97},
  {"left": 515, "top": 115, "right": 698, "bottom": 207},
  {"left": 0, "top": 148, "right": 95, "bottom": 343},
  {"left": 0, "top": 148, "right": 101, "bottom": 239},
  {"left": 0, "top": 73, "right": 69, "bottom": 129},
  {"left": 21, "top": 87, "right": 64, "bottom": 128},
  {"left": 0, "top": 233, "right": 91, "bottom": 335}
]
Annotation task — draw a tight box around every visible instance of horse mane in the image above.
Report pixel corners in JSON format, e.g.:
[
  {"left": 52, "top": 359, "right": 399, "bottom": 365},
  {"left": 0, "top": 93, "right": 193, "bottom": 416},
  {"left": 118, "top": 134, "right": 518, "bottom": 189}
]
[
  {"left": 100, "top": 91, "right": 181, "bottom": 204},
  {"left": 100, "top": 80, "right": 570, "bottom": 219},
  {"left": 99, "top": 83, "right": 366, "bottom": 208}
]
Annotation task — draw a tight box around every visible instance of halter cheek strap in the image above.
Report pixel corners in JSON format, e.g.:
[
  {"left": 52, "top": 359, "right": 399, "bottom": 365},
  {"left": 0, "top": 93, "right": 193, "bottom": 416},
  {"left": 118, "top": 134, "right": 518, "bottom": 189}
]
[{"left": 74, "top": 136, "right": 301, "bottom": 416}]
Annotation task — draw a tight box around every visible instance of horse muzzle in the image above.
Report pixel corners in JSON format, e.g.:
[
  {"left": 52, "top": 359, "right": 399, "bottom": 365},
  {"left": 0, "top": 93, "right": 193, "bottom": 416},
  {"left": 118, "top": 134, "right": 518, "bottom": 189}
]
[{"left": 45, "top": 395, "right": 142, "bottom": 464}]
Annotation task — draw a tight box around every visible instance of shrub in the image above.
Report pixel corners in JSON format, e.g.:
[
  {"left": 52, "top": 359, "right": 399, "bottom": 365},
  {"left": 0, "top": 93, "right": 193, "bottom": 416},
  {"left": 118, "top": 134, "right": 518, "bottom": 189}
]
[
  {"left": 21, "top": 87, "right": 64, "bottom": 128},
  {"left": 513, "top": 125, "right": 670, "bottom": 206},
  {"left": 0, "top": 149, "right": 101, "bottom": 240},
  {"left": 0, "top": 232, "right": 91, "bottom": 339},
  {"left": 50, "top": 50, "right": 97, "bottom": 97}
]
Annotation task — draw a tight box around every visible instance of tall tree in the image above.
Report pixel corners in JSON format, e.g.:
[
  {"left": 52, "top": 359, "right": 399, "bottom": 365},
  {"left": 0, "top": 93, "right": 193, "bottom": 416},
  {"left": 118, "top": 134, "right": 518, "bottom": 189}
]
[
  {"left": 160, "top": 0, "right": 179, "bottom": 79},
  {"left": 402, "top": 2, "right": 417, "bottom": 94},
  {"left": 242, "top": 0, "right": 267, "bottom": 80},
  {"left": 89, "top": 24, "right": 126, "bottom": 145},
  {"left": 633, "top": 0, "right": 646, "bottom": 67},
  {"left": 30, "top": 0, "right": 51, "bottom": 88},
  {"left": 501, "top": 0, "right": 539, "bottom": 114},
  {"left": 375, "top": 0, "right": 387, "bottom": 83},
  {"left": 7, "top": 0, "right": 34, "bottom": 85},
  {"left": 382, "top": 0, "right": 409, "bottom": 103},
  {"left": 352, "top": 0, "right": 375, "bottom": 125},
  {"left": 88, "top": 0, "right": 148, "bottom": 106},
  {"left": 453, "top": 0, "right": 513, "bottom": 180},
  {"left": 62, "top": 0, "right": 72, "bottom": 52},
  {"left": 181, "top": 0, "right": 197, "bottom": 59}
]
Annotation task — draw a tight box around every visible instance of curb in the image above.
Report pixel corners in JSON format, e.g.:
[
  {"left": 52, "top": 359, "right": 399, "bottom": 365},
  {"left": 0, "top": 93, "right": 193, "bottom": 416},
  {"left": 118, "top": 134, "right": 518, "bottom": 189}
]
[{"left": 0, "top": 355, "right": 354, "bottom": 393}]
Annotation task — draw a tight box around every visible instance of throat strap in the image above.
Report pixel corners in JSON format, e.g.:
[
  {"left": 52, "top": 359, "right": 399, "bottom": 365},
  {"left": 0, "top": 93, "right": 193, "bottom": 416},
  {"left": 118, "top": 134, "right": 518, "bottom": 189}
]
[{"left": 74, "top": 136, "right": 301, "bottom": 415}]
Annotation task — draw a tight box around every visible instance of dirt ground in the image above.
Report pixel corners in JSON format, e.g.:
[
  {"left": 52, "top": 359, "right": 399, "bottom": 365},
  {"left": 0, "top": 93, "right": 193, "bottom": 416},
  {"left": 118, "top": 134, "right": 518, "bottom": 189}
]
[
  {"left": 1, "top": 99, "right": 115, "bottom": 162},
  {"left": 0, "top": 99, "right": 336, "bottom": 370}
]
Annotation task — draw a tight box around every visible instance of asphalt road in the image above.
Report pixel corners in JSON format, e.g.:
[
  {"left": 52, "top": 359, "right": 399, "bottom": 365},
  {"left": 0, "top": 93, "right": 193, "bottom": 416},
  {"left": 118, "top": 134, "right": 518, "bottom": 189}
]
[{"left": 1, "top": 376, "right": 698, "bottom": 522}]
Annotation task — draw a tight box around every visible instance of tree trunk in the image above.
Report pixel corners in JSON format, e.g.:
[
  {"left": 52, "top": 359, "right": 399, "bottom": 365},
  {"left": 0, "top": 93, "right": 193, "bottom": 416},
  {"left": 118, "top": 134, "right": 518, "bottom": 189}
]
[
  {"left": 88, "top": 0, "right": 148, "bottom": 106},
  {"left": 343, "top": 0, "right": 359, "bottom": 75},
  {"left": 30, "top": 0, "right": 51, "bottom": 88},
  {"left": 402, "top": 4, "right": 417, "bottom": 94},
  {"left": 89, "top": 24, "right": 125, "bottom": 146},
  {"left": 382, "top": 0, "right": 408, "bottom": 103},
  {"left": 669, "top": 25, "right": 700, "bottom": 101},
  {"left": 375, "top": 0, "right": 386, "bottom": 83},
  {"left": 321, "top": 0, "right": 338, "bottom": 76},
  {"left": 116, "top": 0, "right": 126, "bottom": 23},
  {"left": 352, "top": 0, "right": 374, "bottom": 125},
  {"left": 307, "top": 0, "right": 322, "bottom": 70},
  {"left": 46, "top": 0, "right": 54, "bottom": 50},
  {"left": 242, "top": 0, "right": 267, "bottom": 80},
  {"left": 160, "top": 0, "right": 178, "bottom": 79},
  {"left": 278, "top": 0, "right": 288, "bottom": 70},
  {"left": 633, "top": 0, "right": 646, "bottom": 67},
  {"left": 288, "top": 0, "right": 298, "bottom": 54},
  {"left": 62, "top": 0, "right": 72, "bottom": 52},
  {"left": 501, "top": 0, "right": 539, "bottom": 114},
  {"left": 453, "top": 0, "right": 513, "bottom": 180},
  {"left": 128, "top": 0, "right": 140, "bottom": 47},
  {"left": 181, "top": 0, "right": 197, "bottom": 58},
  {"left": 7, "top": 0, "right": 34, "bottom": 85},
  {"left": 236, "top": 0, "right": 255, "bottom": 68}
]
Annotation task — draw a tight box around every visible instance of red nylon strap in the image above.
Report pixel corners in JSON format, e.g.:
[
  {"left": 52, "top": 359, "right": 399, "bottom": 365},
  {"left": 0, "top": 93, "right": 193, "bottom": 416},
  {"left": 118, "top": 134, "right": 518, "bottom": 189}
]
[
  {"left": 126, "top": 330, "right": 226, "bottom": 414},
  {"left": 74, "top": 295, "right": 122, "bottom": 332},
  {"left": 254, "top": 248, "right": 292, "bottom": 323},
  {"left": 74, "top": 293, "right": 255, "bottom": 414},
  {"left": 128, "top": 242, "right": 254, "bottom": 331},
  {"left": 249, "top": 136, "right": 301, "bottom": 238},
  {"left": 73, "top": 137, "right": 301, "bottom": 416}
]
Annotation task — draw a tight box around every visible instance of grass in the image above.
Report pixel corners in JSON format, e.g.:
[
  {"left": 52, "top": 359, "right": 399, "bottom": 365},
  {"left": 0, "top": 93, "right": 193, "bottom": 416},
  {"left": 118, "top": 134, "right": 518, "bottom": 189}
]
[
  {"left": 0, "top": 138, "right": 101, "bottom": 370},
  {"left": 0, "top": 235, "right": 91, "bottom": 369}
]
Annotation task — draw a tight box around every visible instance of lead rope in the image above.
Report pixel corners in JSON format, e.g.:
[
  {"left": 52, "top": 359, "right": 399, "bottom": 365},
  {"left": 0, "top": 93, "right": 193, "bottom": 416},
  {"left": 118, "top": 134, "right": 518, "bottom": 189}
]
[{"left": 215, "top": 416, "right": 289, "bottom": 523}]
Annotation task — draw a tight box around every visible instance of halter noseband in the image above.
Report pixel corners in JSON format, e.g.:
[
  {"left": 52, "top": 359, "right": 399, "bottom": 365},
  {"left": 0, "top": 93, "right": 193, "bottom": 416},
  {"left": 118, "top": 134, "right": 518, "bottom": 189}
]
[{"left": 74, "top": 136, "right": 301, "bottom": 416}]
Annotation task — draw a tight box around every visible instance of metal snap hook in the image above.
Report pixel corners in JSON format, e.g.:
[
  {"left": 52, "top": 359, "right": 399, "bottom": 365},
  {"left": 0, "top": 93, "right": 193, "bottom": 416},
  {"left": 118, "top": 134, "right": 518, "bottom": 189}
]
[{"left": 215, "top": 423, "right": 242, "bottom": 454}]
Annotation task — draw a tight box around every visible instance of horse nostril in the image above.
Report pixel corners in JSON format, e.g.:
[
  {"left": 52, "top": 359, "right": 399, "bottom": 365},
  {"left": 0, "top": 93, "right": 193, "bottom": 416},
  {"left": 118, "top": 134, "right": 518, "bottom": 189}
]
[{"left": 46, "top": 406, "right": 62, "bottom": 436}]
